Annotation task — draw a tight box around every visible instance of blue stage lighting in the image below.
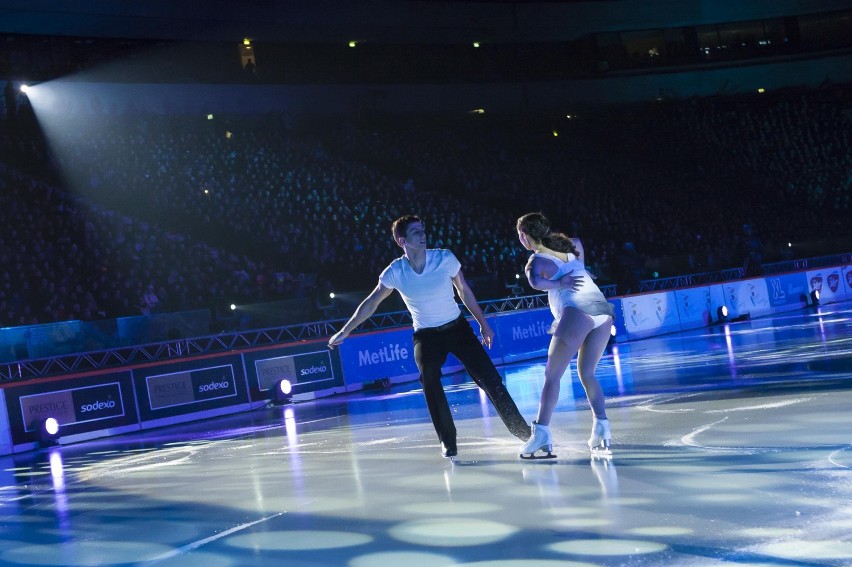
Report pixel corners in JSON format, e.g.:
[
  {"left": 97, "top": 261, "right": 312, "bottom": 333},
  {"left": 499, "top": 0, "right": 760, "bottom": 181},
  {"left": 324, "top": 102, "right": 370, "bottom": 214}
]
[
  {"left": 272, "top": 379, "right": 293, "bottom": 404},
  {"left": 39, "top": 417, "right": 61, "bottom": 445}
]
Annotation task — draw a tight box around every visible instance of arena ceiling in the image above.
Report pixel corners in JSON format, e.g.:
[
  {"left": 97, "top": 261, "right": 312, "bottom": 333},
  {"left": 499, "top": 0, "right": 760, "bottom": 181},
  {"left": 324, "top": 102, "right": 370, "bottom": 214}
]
[{"left": 1, "top": 0, "right": 622, "bottom": 45}]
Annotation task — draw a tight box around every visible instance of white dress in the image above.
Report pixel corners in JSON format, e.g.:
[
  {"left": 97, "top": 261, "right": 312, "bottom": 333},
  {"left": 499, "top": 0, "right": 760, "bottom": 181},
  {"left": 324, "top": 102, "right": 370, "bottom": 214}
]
[{"left": 533, "top": 252, "right": 614, "bottom": 333}]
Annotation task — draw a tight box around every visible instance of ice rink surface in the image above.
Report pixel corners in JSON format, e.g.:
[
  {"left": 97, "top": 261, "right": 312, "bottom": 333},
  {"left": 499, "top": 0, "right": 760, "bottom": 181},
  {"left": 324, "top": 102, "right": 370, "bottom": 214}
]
[{"left": 1, "top": 303, "right": 851, "bottom": 566}]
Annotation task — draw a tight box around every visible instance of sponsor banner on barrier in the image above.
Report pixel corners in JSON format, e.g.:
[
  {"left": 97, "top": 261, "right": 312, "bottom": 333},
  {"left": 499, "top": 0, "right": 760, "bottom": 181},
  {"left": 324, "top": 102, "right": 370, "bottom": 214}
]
[
  {"left": 844, "top": 265, "right": 852, "bottom": 298},
  {"left": 492, "top": 309, "right": 549, "bottom": 362},
  {"left": 0, "top": 392, "right": 11, "bottom": 456},
  {"left": 20, "top": 382, "right": 125, "bottom": 432},
  {"left": 256, "top": 355, "right": 296, "bottom": 391},
  {"left": 4, "top": 372, "right": 136, "bottom": 445},
  {"left": 244, "top": 343, "right": 344, "bottom": 400},
  {"left": 337, "top": 318, "right": 507, "bottom": 386},
  {"left": 610, "top": 298, "right": 628, "bottom": 342},
  {"left": 622, "top": 292, "right": 681, "bottom": 338},
  {"left": 723, "top": 278, "right": 772, "bottom": 318},
  {"left": 146, "top": 365, "right": 237, "bottom": 410},
  {"left": 255, "top": 350, "right": 335, "bottom": 392},
  {"left": 674, "top": 287, "right": 714, "bottom": 329},
  {"left": 193, "top": 367, "right": 237, "bottom": 401},
  {"left": 765, "top": 273, "right": 809, "bottom": 308},
  {"left": 147, "top": 372, "right": 194, "bottom": 409},
  {"left": 338, "top": 327, "right": 418, "bottom": 385},
  {"left": 806, "top": 267, "right": 846, "bottom": 304}
]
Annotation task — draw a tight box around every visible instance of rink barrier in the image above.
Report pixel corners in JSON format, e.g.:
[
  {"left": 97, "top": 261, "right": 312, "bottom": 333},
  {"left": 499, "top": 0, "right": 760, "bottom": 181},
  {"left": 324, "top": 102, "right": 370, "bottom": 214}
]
[
  {"left": 0, "top": 341, "right": 345, "bottom": 454},
  {"left": 616, "top": 264, "right": 851, "bottom": 341},
  {"left": 1, "top": 264, "right": 849, "bottom": 455}
]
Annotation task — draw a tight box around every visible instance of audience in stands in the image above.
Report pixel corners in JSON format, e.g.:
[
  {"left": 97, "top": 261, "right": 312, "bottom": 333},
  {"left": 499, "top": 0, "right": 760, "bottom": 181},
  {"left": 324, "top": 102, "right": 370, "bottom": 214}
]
[{"left": 0, "top": 84, "right": 848, "bottom": 328}]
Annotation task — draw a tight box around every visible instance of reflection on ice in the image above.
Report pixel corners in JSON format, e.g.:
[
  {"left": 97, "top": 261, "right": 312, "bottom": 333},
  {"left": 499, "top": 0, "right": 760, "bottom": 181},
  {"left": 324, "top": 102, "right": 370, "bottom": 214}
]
[{"left": 0, "top": 302, "right": 851, "bottom": 566}]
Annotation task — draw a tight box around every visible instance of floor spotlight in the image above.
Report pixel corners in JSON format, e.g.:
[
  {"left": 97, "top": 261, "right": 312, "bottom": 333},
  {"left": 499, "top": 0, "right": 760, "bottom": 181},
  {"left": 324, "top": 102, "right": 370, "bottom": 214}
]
[
  {"left": 606, "top": 323, "right": 617, "bottom": 349},
  {"left": 717, "top": 305, "right": 728, "bottom": 324},
  {"left": 39, "top": 417, "right": 61, "bottom": 446},
  {"left": 810, "top": 289, "right": 820, "bottom": 307},
  {"left": 271, "top": 379, "right": 293, "bottom": 404}
]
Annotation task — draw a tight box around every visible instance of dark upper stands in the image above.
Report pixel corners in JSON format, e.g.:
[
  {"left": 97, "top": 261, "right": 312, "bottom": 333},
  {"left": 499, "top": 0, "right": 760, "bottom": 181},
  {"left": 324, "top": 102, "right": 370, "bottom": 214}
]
[{"left": 1, "top": 83, "right": 849, "bottom": 328}]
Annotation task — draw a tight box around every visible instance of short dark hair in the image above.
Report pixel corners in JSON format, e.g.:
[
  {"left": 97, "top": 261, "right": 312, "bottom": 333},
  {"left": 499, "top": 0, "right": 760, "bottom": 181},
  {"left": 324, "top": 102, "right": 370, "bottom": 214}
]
[{"left": 391, "top": 215, "right": 423, "bottom": 241}]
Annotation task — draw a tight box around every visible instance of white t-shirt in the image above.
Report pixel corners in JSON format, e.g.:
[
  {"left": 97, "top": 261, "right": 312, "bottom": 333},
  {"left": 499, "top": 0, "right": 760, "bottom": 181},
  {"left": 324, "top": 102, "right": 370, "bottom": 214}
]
[{"left": 379, "top": 249, "right": 462, "bottom": 330}]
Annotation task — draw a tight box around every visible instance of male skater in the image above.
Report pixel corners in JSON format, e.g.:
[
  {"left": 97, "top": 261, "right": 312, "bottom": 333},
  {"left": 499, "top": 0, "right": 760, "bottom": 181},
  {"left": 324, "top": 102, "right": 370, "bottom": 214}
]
[{"left": 328, "top": 215, "right": 531, "bottom": 458}]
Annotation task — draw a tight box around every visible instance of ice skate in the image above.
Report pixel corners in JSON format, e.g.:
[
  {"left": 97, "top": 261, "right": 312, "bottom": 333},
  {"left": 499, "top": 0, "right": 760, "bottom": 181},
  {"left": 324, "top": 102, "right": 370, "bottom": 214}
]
[
  {"left": 588, "top": 417, "right": 612, "bottom": 458},
  {"left": 441, "top": 441, "right": 457, "bottom": 460},
  {"left": 519, "top": 421, "right": 556, "bottom": 460}
]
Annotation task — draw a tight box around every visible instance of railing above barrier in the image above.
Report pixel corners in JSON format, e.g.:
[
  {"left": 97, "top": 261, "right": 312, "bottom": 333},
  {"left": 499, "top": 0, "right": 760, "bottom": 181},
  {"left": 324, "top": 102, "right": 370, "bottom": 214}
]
[
  {"left": 4, "top": 248, "right": 850, "bottom": 383},
  {"left": 762, "top": 253, "right": 852, "bottom": 275},
  {"left": 0, "top": 294, "right": 550, "bottom": 383},
  {"left": 0, "top": 319, "right": 343, "bottom": 383},
  {"left": 639, "top": 268, "right": 745, "bottom": 291},
  {"left": 482, "top": 295, "right": 549, "bottom": 313},
  {"left": 639, "top": 252, "right": 852, "bottom": 291}
]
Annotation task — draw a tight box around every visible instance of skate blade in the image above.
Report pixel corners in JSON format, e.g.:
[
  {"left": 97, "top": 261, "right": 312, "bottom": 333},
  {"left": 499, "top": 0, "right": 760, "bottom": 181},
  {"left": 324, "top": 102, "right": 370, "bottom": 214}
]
[
  {"left": 520, "top": 451, "right": 557, "bottom": 460},
  {"left": 590, "top": 447, "right": 613, "bottom": 459}
]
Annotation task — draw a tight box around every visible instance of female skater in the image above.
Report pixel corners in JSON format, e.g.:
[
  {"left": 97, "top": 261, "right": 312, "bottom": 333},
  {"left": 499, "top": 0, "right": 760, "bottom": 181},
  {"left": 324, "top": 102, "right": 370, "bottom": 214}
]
[{"left": 515, "top": 212, "right": 614, "bottom": 459}]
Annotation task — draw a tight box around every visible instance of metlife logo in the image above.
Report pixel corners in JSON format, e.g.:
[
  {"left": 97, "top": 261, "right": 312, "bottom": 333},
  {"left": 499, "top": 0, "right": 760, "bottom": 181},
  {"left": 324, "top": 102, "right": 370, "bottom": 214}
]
[
  {"left": 511, "top": 320, "right": 549, "bottom": 341},
  {"left": 339, "top": 328, "right": 420, "bottom": 383},
  {"left": 357, "top": 343, "right": 409, "bottom": 366},
  {"left": 497, "top": 310, "right": 551, "bottom": 357}
]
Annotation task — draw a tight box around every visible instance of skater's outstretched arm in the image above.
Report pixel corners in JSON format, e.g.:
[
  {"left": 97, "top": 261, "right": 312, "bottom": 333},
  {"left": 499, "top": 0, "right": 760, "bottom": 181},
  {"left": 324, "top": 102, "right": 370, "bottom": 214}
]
[
  {"left": 451, "top": 269, "right": 496, "bottom": 349},
  {"left": 328, "top": 283, "right": 393, "bottom": 348}
]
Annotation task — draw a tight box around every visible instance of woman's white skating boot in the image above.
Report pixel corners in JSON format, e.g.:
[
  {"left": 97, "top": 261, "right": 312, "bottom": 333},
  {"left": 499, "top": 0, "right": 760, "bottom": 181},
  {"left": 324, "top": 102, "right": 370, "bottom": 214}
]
[
  {"left": 519, "top": 421, "right": 556, "bottom": 460},
  {"left": 588, "top": 417, "right": 612, "bottom": 457}
]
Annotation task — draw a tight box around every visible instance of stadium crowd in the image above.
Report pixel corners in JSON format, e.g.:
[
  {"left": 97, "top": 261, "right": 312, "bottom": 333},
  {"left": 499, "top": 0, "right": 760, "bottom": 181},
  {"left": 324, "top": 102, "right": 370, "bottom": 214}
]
[{"left": 0, "top": 83, "right": 849, "bottom": 329}]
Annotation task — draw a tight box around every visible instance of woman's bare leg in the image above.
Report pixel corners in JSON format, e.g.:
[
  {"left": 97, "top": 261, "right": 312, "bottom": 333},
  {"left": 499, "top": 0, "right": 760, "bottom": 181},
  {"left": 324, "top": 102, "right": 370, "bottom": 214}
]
[
  {"left": 576, "top": 317, "right": 613, "bottom": 419},
  {"left": 536, "top": 308, "right": 592, "bottom": 425}
]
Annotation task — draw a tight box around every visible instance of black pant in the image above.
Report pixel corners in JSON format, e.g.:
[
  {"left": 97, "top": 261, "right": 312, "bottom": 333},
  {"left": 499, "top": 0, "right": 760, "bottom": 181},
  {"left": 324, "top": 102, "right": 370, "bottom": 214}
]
[{"left": 412, "top": 315, "right": 531, "bottom": 448}]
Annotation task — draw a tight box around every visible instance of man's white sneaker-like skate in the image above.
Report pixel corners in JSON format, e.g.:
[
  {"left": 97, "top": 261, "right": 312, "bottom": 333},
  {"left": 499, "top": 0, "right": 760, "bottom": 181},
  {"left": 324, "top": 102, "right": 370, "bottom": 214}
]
[
  {"left": 588, "top": 417, "right": 612, "bottom": 458},
  {"left": 519, "top": 421, "right": 556, "bottom": 460}
]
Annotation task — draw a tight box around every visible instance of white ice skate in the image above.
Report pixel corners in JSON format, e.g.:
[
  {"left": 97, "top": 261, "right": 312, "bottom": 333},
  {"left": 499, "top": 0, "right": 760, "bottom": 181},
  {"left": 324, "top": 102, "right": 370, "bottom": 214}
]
[
  {"left": 519, "top": 421, "right": 556, "bottom": 460},
  {"left": 588, "top": 417, "right": 612, "bottom": 458}
]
